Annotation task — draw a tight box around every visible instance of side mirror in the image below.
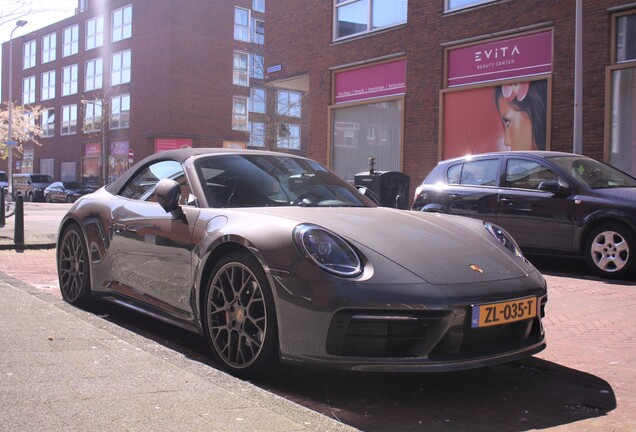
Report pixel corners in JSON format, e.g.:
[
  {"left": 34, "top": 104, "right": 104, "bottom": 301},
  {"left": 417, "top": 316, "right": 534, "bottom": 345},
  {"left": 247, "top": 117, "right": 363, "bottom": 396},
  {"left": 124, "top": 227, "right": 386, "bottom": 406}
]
[
  {"left": 538, "top": 180, "right": 571, "bottom": 195},
  {"left": 155, "top": 179, "right": 183, "bottom": 218}
]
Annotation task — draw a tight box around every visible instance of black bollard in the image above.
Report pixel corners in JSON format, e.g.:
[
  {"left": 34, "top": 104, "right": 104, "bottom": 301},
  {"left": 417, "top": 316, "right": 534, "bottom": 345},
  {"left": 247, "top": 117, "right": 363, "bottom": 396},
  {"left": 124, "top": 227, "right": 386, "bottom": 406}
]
[
  {"left": 0, "top": 188, "right": 5, "bottom": 228},
  {"left": 14, "top": 195, "right": 24, "bottom": 250}
]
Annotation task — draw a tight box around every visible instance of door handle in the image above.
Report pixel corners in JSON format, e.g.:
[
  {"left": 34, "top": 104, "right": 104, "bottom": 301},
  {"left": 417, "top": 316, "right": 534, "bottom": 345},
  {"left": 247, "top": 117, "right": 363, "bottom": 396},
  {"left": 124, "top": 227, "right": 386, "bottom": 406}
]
[{"left": 499, "top": 197, "right": 513, "bottom": 204}]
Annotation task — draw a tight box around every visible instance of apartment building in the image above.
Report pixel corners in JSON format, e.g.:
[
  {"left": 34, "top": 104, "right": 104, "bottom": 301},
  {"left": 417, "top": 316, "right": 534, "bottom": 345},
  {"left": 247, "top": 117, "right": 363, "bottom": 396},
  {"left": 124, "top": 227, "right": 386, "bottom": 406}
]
[
  {"left": 1, "top": 0, "right": 279, "bottom": 186},
  {"left": 265, "top": 0, "right": 636, "bottom": 185}
]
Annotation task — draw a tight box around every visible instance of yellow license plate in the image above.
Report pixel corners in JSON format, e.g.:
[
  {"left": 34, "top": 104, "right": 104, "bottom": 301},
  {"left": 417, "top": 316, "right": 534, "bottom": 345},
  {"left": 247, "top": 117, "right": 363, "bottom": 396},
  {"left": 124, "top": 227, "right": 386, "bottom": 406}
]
[{"left": 471, "top": 297, "right": 537, "bottom": 328}]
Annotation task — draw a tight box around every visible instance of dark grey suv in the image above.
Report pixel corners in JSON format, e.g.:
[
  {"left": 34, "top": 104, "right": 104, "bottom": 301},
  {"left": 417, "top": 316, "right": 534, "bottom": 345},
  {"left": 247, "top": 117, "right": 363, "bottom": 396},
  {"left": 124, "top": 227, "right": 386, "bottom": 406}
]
[{"left": 412, "top": 151, "right": 636, "bottom": 279}]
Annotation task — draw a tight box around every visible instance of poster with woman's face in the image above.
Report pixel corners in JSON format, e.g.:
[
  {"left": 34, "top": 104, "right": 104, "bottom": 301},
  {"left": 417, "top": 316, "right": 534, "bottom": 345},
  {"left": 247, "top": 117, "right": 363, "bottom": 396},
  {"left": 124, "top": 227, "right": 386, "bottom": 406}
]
[{"left": 442, "top": 79, "right": 548, "bottom": 159}]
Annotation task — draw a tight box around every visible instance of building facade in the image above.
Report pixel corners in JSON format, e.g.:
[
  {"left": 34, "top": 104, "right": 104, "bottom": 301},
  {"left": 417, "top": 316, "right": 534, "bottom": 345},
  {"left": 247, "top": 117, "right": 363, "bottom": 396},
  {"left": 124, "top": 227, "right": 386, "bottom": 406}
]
[
  {"left": 1, "top": 0, "right": 279, "bottom": 186},
  {"left": 265, "top": 0, "right": 636, "bottom": 191}
]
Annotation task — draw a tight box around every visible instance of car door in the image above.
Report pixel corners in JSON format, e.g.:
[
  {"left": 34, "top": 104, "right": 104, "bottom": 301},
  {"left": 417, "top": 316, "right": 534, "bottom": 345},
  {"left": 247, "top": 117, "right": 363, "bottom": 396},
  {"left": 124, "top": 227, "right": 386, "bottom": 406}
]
[
  {"left": 109, "top": 160, "right": 200, "bottom": 320},
  {"left": 443, "top": 158, "right": 501, "bottom": 223},
  {"left": 496, "top": 157, "right": 575, "bottom": 251}
]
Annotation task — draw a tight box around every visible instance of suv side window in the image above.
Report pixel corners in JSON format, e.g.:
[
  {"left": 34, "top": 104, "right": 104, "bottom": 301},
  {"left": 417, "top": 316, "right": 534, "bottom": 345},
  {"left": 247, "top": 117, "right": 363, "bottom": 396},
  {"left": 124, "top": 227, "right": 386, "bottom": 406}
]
[
  {"left": 505, "top": 158, "right": 558, "bottom": 190},
  {"left": 447, "top": 159, "right": 499, "bottom": 186},
  {"left": 119, "top": 160, "right": 194, "bottom": 205}
]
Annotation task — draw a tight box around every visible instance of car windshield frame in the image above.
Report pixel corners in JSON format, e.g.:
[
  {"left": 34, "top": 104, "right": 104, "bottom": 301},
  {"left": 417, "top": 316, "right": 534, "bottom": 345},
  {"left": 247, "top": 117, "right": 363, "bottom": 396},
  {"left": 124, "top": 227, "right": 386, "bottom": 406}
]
[
  {"left": 548, "top": 156, "right": 636, "bottom": 190},
  {"left": 193, "top": 154, "right": 376, "bottom": 208},
  {"left": 31, "top": 175, "right": 54, "bottom": 183}
]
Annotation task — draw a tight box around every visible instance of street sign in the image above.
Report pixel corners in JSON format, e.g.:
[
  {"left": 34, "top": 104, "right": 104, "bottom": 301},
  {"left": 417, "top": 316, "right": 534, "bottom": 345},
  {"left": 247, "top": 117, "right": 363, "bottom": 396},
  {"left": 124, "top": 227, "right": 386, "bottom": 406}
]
[{"left": 5, "top": 141, "right": 17, "bottom": 146}]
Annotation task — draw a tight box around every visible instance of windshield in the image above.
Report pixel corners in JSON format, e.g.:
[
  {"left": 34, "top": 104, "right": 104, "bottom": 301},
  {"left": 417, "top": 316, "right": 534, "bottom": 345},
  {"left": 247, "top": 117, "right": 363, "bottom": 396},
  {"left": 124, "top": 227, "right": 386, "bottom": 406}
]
[
  {"left": 549, "top": 156, "right": 636, "bottom": 189},
  {"left": 194, "top": 154, "right": 375, "bottom": 208},
  {"left": 32, "top": 175, "right": 54, "bottom": 183}
]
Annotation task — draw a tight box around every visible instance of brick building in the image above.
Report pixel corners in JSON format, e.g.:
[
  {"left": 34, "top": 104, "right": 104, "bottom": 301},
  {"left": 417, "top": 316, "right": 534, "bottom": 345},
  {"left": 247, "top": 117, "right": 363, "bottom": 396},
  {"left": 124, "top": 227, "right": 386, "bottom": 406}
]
[
  {"left": 265, "top": 0, "right": 636, "bottom": 190},
  {"left": 1, "top": 0, "right": 272, "bottom": 186}
]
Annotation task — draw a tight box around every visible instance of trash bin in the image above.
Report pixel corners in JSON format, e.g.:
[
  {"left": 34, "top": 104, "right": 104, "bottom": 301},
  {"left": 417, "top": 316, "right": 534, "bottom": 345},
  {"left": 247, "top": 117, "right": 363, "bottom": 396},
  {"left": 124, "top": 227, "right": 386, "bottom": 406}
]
[{"left": 355, "top": 170, "right": 410, "bottom": 209}]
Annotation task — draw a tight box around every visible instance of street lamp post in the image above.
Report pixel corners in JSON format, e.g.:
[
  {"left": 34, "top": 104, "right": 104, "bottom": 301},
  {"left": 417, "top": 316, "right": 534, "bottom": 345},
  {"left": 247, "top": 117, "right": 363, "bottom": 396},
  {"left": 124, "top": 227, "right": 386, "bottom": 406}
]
[{"left": 7, "top": 19, "right": 28, "bottom": 197}]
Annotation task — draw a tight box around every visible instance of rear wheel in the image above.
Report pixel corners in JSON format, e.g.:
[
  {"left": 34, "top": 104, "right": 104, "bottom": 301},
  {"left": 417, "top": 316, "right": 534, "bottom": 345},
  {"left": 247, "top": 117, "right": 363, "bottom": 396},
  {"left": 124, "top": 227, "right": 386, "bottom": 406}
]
[
  {"left": 204, "top": 252, "right": 278, "bottom": 378},
  {"left": 58, "top": 224, "right": 92, "bottom": 306},
  {"left": 585, "top": 223, "right": 636, "bottom": 279},
  {"left": 66, "top": 195, "right": 74, "bottom": 203}
]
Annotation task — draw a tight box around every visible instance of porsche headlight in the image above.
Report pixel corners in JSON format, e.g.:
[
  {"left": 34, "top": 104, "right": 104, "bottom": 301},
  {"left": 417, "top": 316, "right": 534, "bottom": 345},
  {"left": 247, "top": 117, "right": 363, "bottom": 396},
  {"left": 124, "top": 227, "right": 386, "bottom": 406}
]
[
  {"left": 293, "top": 224, "right": 362, "bottom": 277},
  {"left": 484, "top": 222, "right": 524, "bottom": 258}
]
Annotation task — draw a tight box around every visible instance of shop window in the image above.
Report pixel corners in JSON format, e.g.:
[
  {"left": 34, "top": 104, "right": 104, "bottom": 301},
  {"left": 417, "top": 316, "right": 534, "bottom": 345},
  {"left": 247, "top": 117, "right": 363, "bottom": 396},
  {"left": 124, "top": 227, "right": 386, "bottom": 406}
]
[
  {"left": 445, "top": 0, "right": 495, "bottom": 12},
  {"left": 61, "top": 162, "right": 77, "bottom": 182},
  {"left": 332, "top": 100, "right": 402, "bottom": 182},
  {"left": 334, "top": 0, "right": 406, "bottom": 41}
]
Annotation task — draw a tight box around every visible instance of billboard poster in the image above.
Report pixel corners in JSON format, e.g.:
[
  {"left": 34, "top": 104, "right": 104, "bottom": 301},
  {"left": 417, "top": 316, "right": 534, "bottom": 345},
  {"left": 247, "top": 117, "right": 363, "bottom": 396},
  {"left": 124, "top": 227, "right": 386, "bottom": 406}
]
[
  {"left": 155, "top": 138, "right": 193, "bottom": 152},
  {"left": 334, "top": 59, "right": 406, "bottom": 104},
  {"left": 442, "top": 79, "right": 548, "bottom": 159}
]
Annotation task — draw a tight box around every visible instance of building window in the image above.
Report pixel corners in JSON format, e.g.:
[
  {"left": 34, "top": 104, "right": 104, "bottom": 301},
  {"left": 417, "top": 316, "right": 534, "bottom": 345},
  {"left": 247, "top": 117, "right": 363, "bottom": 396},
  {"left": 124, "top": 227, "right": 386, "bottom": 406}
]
[
  {"left": 60, "top": 162, "right": 77, "bottom": 182},
  {"left": 110, "top": 94, "right": 130, "bottom": 129},
  {"left": 83, "top": 100, "right": 103, "bottom": 132},
  {"left": 277, "top": 90, "right": 302, "bottom": 117},
  {"left": 250, "top": 19, "right": 264, "bottom": 44},
  {"left": 86, "top": 16, "right": 104, "bottom": 50},
  {"left": 445, "top": 0, "right": 495, "bottom": 12},
  {"left": 233, "top": 51, "right": 249, "bottom": 86},
  {"left": 332, "top": 99, "right": 402, "bottom": 182},
  {"left": 112, "top": 4, "right": 133, "bottom": 42},
  {"left": 232, "top": 96, "right": 248, "bottom": 131},
  {"left": 111, "top": 50, "right": 131, "bottom": 86},
  {"left": 85, "top": 58, "right": 103, "bottom": 91},
  {"left": 41, "top": 70, "right": 56, "bottom": 101},
  {"left": 41, "top": 108, "right": 55, "bottom": 137},
  {"left": 62, "top": 64, "right": 79, "bottom": 96},
  {"left": 253, "top": 0, "right": 265, "bottom": 12},
  {"left": 23, "top": 40, "right": 36, "bottom": 69},
  {"left": 249, "top": 53, "right": 264, "bottom": 79},
  {"left": 249, "top": 87, "right": 266, "bottom": 113},
  {"left": 234, "top": 7, "right": 250, "bottom": 41},
  {"left": 22, "top": 76, "right": 35, "bottom": 104},
  {"left": 61, "top": 104, "right": 78, "bottom": 135},
  {"left": 277, "top": 124, "right": 300, "bottom": 149},
  {"left": 41, "top": 33, "right": 56, "bottom": 64},
  {"left": 25, "top": 112, "right": 35, "bottom": 139},
  {"left": 334, "top": 0, "right": 407, "bottom": 40},
  {"left": 63, "top": 24, "right": 79, "bottom": 57},
  {"left": 610, "top": 11, "right": 636, "bottom": 175},
  {"left": 248, "top": 121, "right": 266, "bottom": 147}
]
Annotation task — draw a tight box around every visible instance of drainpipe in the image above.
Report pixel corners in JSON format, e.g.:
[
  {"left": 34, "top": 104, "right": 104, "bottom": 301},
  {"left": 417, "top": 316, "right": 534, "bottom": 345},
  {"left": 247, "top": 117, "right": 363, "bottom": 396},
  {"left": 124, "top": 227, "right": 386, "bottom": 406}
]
[{"left": 573, "top": 0, "right": 583, "bottom": 154}]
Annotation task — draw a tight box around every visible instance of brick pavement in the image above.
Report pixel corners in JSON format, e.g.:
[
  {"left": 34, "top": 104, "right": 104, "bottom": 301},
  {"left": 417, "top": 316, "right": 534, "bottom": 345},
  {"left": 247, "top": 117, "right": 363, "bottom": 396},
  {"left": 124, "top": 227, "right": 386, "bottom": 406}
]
[{"left": 1, "top": 248, "right": 635, "bottom": 430}]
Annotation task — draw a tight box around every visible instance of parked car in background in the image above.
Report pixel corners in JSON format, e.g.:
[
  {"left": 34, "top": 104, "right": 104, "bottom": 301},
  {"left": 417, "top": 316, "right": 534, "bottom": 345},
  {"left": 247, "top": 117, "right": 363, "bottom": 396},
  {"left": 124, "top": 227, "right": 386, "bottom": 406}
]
[
  {"left": 44, "top": 181, "right": 95, "bottom": 203},
  {"left": 57, "top": 148, "right": 547, "bottom": 378},
  {"left": 413, "top": 151, "right": 636, "bottom": 279},
  {"left": 12, "top": 173, "right": 55, "bottom": 202},
  {"left": 0, "top": 170, "right": 8, "bottom": 190}
]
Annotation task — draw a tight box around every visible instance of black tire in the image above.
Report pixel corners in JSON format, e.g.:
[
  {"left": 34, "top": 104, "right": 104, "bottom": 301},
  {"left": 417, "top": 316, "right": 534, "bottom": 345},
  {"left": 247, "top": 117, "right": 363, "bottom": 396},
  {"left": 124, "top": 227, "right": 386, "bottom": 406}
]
[
  {"left": 585, "top": 223, "right": 636, "bottom": 279},
  {"left": 57, "top": 224, "right": 93, "bottom": 306},
  {"left": 66, "top": 195, "right": 74, "bottom": 203},
  {"left": 27, "top": 193, "right": 34, "bottom": 202},
  {"left": 45, "top": 194, "right": 52, "bottom": 203},
  {"left": 203, "top": 252, "right": 278, "bottom": 378}
]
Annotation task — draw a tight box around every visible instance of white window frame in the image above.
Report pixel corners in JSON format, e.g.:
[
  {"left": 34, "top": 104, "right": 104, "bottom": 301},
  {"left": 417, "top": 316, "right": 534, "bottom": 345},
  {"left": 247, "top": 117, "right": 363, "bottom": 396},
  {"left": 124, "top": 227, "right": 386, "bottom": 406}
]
[
  {"left": 23, "top": 40, "right": 36, "bottom": 69},
  {"left": 232, "top": 96, "right": 248, "bottom": 131},
  {"left": 62, "top": 64, "right": 79, "bottom": 96},
  {"left": 86, "top": 16, "right": 104, "bottom": 50},
  {"left": 110, "top": 94, "right": 130, "bottom": 129},
  {"left": 85, "top": 58, "right": 103, "bottom": 91},
  {"left": 41, "top": 70, "right": 56, "bottom": 101},
  {"left": 249, "top": 87, "right": 266, "bottom": 113},
  {"left": 234, "top": 7, "right": 250, "bottom": 42},
  {"left": 277, "top": 123, "right": 301, "bottom": 149},
  {"left": 253, "top": 0, "right": 265, "bottom": 13},
  {"left": 22, "top": 76, "right": 35, "bottom": 104},
  {"left": 111, "top": 50, "right": 131, "bottom": 86},
  {"left": 83, "top": 100, "right": 103, "bottom": 132},
  {"left": 61, "top": 104, "right": 78, "bottom": 135},
  {"left": 42, "top": 32, "right": 56, "bottom": 64},
  {"left": 41, "top": 108, "right": 55, "bottom": 138},
  {"left": 248, "top": 121, "right": 266, "bottom": 147},
  {"left": 445, "top": 0, "right": 495, "bottom": 12},
  {"left": 277, "top": 90, "right": 302, "bottom": 117},
  {"left": 112, "top": 4, "right": 133, "bottom": 42},
  {"left": 333, "top": 0, "right": 407, "bottom": 41},
  {"left": 233, "top": 51, "right": 249, "bottom": 86},
  {"left": 62, "top": 24, "right": 79, "bottom": 57}
]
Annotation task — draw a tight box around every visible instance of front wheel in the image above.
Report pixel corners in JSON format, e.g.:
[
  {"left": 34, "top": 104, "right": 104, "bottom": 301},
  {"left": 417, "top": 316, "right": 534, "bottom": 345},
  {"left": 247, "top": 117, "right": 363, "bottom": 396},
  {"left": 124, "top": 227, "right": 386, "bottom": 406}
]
[
  {"left": 204, "top": 252, "right": 278, "bottom": 378},
  {"left": 57, "top": 224, "right": 93, "bottom": 306},
  {"left": 585, "top": 223, "right": 636, "bottom": 279}
]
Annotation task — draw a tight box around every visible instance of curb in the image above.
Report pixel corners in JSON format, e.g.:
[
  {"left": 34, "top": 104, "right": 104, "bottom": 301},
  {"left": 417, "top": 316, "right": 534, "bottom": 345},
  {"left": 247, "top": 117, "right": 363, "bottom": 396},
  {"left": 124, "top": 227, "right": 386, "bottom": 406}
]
[{"left": 0, "top": 242, "right": 57, "bottom": 251}]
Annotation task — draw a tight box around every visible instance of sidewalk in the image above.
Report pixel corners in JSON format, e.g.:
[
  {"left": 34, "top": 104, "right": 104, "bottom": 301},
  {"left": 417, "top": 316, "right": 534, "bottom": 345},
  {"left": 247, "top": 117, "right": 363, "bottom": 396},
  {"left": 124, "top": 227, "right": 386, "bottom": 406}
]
[{"left": 0, "top": 201, "right": 61, "bottom": 250}]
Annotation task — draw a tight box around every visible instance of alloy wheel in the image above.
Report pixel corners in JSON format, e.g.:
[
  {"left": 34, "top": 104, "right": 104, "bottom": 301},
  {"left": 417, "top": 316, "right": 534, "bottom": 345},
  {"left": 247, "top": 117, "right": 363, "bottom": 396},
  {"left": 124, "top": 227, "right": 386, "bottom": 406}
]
[
  {"left": 59, "top": 228, "right": 87, "bottom": 302},
  {"left": 589, "top": 230, "right": 629, "bottom": 273}
]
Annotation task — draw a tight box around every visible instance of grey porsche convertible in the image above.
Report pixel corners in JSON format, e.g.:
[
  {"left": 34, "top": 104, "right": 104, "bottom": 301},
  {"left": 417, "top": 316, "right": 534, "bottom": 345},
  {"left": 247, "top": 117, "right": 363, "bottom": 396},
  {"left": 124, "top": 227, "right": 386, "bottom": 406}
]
[{"left": 57, "top": 148, "right": 547, "bottom": 377}]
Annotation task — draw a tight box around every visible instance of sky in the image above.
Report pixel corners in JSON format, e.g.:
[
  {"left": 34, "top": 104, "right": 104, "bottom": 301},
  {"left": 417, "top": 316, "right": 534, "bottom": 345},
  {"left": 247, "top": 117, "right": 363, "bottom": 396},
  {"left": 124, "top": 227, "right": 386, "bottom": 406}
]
[{"left": 1, "top": 0, "right": 77, "bottom": 100}]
